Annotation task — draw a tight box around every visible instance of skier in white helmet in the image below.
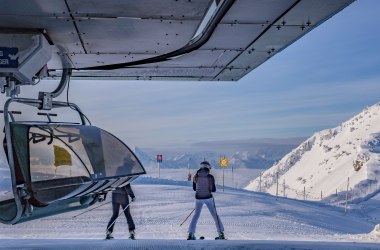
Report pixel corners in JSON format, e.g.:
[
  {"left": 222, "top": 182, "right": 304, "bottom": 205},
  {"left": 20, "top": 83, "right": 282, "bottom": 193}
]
[{"left": 187, "top": 160, "right": 225, "bottom": 240}]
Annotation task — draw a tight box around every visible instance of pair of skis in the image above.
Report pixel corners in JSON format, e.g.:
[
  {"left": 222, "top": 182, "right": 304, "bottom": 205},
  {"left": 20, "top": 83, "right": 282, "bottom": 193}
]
[
  {"left": 105, "top": 235, "right": 135, "bottom": 240},
  {"left": 189, "top": 236, "right": 227, "bottom": 240}
]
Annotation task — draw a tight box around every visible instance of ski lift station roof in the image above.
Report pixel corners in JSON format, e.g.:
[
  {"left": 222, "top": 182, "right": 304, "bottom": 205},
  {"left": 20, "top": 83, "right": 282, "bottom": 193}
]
[{"left": 0, "top": 0, "right": 355, "bottom": 81}]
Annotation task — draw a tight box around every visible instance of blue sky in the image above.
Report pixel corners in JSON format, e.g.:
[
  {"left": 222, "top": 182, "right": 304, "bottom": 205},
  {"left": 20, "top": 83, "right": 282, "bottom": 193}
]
[{"left": 65, "top": 0, "right": 380, "bottom": 150}]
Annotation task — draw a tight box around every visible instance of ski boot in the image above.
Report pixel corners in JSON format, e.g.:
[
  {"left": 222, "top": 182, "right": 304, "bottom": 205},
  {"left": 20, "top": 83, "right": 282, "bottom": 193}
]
[
  {"left": 187, "top": 232, "right": 196, "bottom": 240},
  {"left": 215, "top": 231, "right": 225, "bottom": 240},
  {"left": 106, "top": 231, "right": 114, "bottom": 240},
  {"left": 129, "top": 230, "right": 135, "bottom": 240}
]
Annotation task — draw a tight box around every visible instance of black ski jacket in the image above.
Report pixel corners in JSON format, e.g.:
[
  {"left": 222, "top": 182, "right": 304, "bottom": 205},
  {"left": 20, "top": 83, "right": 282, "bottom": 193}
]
[
  {"left": 112, "top": 184, "right": 135, "bottom": 199},
  {"left": 193, "top": 167, "right": 216, "bottom": 199}
]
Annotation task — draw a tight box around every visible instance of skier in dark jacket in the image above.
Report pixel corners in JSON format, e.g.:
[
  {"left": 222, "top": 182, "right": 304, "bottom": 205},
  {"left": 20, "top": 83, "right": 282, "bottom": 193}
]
[
  {"left": 187, "top": 161, "right": 225, "bottom": 240},
  {"left": 106, "top": 183, "right": 136, "bottom": 239}
]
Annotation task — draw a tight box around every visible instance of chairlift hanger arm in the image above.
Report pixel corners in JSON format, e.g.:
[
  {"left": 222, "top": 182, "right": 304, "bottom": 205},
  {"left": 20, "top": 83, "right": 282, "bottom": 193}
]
[{"left": 38, "top": 68, "right": 72, "bottom": 110}]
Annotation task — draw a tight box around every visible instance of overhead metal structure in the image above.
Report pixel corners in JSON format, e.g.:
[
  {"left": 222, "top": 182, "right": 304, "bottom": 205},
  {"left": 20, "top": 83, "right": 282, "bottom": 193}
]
[{"left": 0, "top": 0, "right": 355, "bottom": 81}]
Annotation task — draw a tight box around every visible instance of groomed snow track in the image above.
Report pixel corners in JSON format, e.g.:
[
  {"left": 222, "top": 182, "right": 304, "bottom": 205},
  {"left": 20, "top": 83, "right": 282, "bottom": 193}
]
[{"left": 0, "top": 239, "right": 379, "bottom": 250}]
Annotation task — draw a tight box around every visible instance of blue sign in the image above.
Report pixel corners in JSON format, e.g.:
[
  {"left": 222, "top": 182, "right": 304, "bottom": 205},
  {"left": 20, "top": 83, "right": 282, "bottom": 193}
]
[{"left": 0, "top": 47, "right": 18, "bottom": 68}]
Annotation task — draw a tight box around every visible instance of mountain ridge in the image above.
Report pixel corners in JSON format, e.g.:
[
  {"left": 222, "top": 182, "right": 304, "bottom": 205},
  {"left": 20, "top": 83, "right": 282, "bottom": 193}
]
[{"left": 245, "top": 102, "right": 380, "bottom": 202}]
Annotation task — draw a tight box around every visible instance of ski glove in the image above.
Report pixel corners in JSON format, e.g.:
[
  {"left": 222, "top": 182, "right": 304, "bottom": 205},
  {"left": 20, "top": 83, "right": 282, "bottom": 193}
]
[{"left": 131, "top": 197, "right": 136, "bottom": 202}]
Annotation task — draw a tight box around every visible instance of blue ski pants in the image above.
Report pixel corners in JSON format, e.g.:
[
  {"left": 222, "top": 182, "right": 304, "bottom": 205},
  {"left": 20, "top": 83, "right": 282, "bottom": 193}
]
[{"left": 188, "top": 198, "right": 224, "bottom": 233}]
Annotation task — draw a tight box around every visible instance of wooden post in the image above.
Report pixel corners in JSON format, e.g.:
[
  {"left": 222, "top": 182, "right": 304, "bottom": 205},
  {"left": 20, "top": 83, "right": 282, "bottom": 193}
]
[
  {"left": 156, "top": 154, "right": 162, "bottom": 178},
  {"left": 222, "top": 167, "right": 225, "bottom": 192},
  {"left": 375, "top": 177, "right": 378, "bottom": 190},
  {"left": 158, "top": 161, "right": 160, "bottom": 178},
  {"left": 187, "top": 163, "right": 191, "bottom": 181},
  {"left": 345, "top": 177, "right": 350, "bottom": 215},
  {"left": 276, "top": 172, "right": 279, "bottom": 200},
  {"left": 283, "top": 179, "right": 286, "bottom": 197},
  {"left": 232, "top": 165, "right": 234, "bottom": 188},
  {"left": 303, "top": 186, "right": 306, "bottom": 200},
  {"left": 259, "top": 172, "right": 262, "bottom": 192}
]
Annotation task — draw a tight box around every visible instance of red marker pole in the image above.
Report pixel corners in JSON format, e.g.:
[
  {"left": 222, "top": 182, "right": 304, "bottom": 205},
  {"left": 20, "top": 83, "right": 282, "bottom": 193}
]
[{"left": 156, "top": 154, "right": 162, "bottom": 178}]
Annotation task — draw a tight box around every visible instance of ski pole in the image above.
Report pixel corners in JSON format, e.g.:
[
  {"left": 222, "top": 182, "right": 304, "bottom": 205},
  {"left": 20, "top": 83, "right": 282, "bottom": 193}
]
[
  {"left": 72, "top": 201, "right": 112, "bottom": 219},
  {"left": 106, "top": 200, "right": 134, "bottom": 232},
  {"left": 179, "top": 208, "right": 195, "bottom": 226}
]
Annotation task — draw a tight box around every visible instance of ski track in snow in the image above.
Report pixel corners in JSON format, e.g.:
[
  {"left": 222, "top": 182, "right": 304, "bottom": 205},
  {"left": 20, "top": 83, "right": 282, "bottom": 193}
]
[{"left": 0, "top": 239, "right": 380, "bottom": 250}]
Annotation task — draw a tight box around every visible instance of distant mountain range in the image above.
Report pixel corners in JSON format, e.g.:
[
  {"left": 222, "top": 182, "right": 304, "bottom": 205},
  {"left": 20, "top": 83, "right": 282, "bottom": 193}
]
[
  {"left": 245, "top": 102, "right": 380, "bottom": 202},
  {"left": 132, "top": 137, "right": 304, "bottom": 170}
]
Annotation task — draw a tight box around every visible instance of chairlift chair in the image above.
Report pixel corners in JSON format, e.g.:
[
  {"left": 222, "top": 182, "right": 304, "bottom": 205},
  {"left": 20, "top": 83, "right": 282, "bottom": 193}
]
[{"left": 0, "top": 98, "right": 145, "bottom": 224}]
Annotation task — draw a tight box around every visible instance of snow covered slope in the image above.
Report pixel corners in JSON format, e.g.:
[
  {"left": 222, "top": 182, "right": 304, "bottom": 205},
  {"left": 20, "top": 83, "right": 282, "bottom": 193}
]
[
  {"left": 0, "top": 178, "right": 379, "bottom": 243},
  {"left": 0, "top": 177, "right": 380, "bottom": 248},
  {"left": 245, "top": 103, "right": 380, "bottom": 202}
]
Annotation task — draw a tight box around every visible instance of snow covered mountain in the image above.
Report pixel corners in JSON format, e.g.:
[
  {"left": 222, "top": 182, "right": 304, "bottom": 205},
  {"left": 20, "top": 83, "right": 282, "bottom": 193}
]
[
  {"left": 134, "top": 149, "right": 281, "bottom": 170},
  {"left": 245, "top": 102, "right": 380, "bottom": 202},
  {"left": 150, "top": 151, "right": 275, "bottom": 169},
  {"left": 133, "top": 140, "right": 303, "bottom": 171},
  {"left": 131, "top": 143, "right": 298, "bottom": 189},
  {"left": 132, "top": 146, "right": 154, "bottom": 165}
]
